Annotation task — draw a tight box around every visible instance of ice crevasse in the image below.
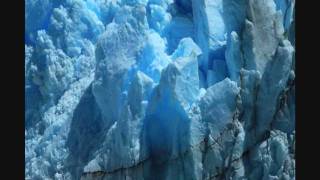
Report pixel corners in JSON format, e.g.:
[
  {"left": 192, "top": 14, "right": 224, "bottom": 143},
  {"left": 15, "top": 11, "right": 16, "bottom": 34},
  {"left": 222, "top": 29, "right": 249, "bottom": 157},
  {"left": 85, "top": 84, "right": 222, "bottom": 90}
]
[{"left": 25, "top": 0, "right": 295, "bottom": 179}]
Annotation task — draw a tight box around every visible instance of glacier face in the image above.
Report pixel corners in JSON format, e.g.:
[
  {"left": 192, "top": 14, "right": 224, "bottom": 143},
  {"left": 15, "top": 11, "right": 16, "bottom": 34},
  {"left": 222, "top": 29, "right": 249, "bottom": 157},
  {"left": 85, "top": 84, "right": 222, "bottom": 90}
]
[{"left": 25, "top": 0, "right": 295, "bottom": 179}]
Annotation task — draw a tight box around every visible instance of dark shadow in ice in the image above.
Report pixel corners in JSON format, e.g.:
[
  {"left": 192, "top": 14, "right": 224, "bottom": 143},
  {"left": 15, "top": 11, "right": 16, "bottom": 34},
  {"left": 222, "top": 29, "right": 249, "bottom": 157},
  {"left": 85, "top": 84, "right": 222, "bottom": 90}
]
[{"left": 65, "top": 84, "right": 106, "bottom": 179}]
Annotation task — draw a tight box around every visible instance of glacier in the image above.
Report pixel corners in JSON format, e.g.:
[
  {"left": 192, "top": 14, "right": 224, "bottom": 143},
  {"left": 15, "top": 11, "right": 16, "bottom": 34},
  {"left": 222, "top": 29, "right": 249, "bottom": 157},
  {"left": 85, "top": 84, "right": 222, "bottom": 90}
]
[{"left": 25, "top": 0, "right": 295, "bottom": 179}]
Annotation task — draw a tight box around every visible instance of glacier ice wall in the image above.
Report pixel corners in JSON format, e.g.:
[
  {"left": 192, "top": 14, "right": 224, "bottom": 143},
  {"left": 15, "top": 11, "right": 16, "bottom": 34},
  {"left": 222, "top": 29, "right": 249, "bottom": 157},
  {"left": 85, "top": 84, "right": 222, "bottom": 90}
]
[{"left": 25, "top": 0, "right": 295, "bottom": 179}]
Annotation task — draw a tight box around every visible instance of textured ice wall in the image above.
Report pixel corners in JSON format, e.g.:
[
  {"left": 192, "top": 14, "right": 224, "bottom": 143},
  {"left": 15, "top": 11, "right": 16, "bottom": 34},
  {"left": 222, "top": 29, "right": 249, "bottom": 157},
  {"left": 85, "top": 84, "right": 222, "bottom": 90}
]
[{"left": 25, "top": 0, "right": 295, "bottom": 179}]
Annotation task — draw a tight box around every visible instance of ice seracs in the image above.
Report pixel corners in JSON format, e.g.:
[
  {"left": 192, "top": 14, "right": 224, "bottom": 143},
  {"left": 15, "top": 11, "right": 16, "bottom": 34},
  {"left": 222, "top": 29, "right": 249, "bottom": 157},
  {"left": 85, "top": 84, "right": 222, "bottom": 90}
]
[{"left": 25, "top": 0, "right": 295, "bottom": 179}]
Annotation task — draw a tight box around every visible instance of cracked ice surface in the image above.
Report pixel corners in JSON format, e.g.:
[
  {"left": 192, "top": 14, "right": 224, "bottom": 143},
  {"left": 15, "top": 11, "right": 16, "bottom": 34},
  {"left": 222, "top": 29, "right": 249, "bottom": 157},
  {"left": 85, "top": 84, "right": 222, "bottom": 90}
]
[{"left": 25, "top": 0, "right": 295, "bottom": 179}]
